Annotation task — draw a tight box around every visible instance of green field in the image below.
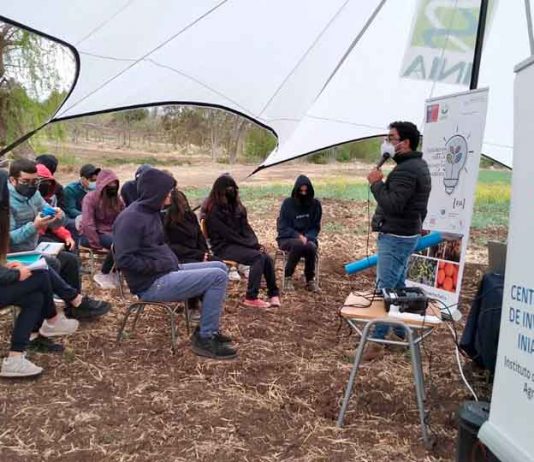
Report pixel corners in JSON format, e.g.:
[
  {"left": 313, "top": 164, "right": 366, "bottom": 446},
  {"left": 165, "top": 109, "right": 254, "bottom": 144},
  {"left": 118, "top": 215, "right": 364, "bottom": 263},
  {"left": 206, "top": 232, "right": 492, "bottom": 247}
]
[{"left": 184, "top": 169, "right": 511, "bottom": 230}]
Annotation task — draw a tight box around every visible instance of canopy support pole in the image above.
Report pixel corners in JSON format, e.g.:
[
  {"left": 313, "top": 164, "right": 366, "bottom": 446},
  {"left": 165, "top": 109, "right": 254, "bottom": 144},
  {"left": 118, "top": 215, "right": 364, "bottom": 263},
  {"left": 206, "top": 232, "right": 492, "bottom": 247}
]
[
  {"left": 470, "top": 0, "right": 489, "bottom": 90},
  {"left": 525, "top": 0, "right": 534, "bottom": 55}
]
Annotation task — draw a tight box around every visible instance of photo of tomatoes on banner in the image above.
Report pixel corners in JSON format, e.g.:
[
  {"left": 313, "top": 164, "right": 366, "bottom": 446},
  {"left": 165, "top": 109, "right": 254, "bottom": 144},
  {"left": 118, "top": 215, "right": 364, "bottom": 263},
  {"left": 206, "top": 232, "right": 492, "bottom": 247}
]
[{"left": 435, "top": 260, "right": 459, "bottom": 292}]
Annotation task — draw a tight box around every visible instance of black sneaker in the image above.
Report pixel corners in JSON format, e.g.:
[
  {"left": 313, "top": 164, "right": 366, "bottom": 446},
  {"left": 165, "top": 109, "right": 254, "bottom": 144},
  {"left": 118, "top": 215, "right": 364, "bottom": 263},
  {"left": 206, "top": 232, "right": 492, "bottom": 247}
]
[
  {"left": 191, "top": 331, "right": 237, "bottom": 360},
  {"left": 214, "top": 331, "right": 233, "bottom": 344},
  {"left": 193, "top": 326, "right": 232, "bottom": 345},
  {"left": 66, "top": 296, "right": 111, "bottom": 320},
  {"left": 28, "top": 336, "right": 65, "bottom": 353}
]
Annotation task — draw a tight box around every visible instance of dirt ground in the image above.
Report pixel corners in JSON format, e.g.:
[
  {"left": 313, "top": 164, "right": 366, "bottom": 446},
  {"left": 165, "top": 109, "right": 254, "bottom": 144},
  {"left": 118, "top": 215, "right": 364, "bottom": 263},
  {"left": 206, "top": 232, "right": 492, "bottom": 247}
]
[{"left": 0, "top": 155, "right": 499, "bottom": 461}]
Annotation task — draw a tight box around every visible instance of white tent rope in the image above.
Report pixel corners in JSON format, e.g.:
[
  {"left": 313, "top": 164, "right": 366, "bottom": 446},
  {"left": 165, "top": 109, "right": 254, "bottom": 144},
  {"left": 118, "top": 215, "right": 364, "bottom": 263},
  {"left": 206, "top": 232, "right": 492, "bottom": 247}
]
[
  {"left": 257, "top": 0, "right": 352, "bottom": 117},
  {"left": 58, "top": 0, "right": 230, "bottom": 117},
  {"left": 79, "top": 51, "right": 137, "bottom": 62},
  {"left": 428, "top": 0, "right": 462, "bottom": 101},
  {"left": 74, "top": 0, "right": 135, "bottom": 47},
  {"left": 145, "top": 58, "right": 254, "bottom": 115},
  {"left": 316, "top": 0, "right": 387, "bottom": 100}
]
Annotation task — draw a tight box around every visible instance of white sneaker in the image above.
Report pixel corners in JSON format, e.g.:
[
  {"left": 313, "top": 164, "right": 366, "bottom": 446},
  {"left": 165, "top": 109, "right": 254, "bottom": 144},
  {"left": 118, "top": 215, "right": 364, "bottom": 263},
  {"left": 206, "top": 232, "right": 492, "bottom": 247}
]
[
  {"left": 93, "top": 272, "right": 119, "bottom": 289},
  {"left": 228, "top": 267, "right": 241, "bottom": 281},
  {"left": 39, "top": 314, "right": 79, "bottom": 337},
  {"left": 238, "top": 264, "right": 250, "bottom": 279},
  {"left": 110, "top": 271, "right": 121, "bottom": 287},
  {"left": 53, "top": 297, "right": 66, "bottom": 308},
  {"left": 0, "top": 354, "right": 43, "bottom": 378}
]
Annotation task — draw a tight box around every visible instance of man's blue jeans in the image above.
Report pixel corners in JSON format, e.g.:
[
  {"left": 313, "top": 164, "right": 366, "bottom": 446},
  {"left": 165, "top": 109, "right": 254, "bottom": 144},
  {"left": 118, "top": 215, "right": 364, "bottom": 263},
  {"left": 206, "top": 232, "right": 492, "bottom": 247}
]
[
  {"left": 139, "top": 261, "right": 228, "bottom": 338},
  {"left": 373, "top": 232, "right": 420, "bottom": 340}
]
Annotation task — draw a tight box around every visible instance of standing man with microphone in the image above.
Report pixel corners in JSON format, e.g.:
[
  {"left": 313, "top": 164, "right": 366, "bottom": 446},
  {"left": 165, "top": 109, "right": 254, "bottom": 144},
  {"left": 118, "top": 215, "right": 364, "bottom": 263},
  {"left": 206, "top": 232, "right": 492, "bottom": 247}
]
[{"left": 364, "top": 121, "right": 431, "bottom": 361}]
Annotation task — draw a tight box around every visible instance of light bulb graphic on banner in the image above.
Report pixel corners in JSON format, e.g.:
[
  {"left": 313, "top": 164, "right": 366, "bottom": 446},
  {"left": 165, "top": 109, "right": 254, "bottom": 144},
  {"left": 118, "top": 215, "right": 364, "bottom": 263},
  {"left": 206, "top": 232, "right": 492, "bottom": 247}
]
[{"left": 443, "top": 133, "right": 469, "bottom": 194}]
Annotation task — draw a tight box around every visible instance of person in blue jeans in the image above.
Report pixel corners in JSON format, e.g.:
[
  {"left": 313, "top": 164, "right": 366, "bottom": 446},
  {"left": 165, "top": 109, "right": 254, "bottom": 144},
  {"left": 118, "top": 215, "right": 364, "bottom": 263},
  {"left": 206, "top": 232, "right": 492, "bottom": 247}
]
[
  {"left": 112, "top": 167, "right": 236, "bottom": 360},
  {"left": 365, "top": 121, "right": 432, "bottom": 361}
]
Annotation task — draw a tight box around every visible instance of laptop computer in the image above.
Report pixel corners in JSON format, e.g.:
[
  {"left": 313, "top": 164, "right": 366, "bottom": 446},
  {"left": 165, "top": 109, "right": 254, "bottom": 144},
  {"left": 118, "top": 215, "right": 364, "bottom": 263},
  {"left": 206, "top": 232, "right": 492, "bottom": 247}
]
[{"left": 487, "top": 241, "right": 507, "bottom": 274}]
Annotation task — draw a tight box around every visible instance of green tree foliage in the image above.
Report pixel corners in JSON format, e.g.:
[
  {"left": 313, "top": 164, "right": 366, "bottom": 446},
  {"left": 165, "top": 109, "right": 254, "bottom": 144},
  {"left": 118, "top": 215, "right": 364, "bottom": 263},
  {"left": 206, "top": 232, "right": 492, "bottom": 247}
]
[
  {"left": 243, "top": 125, "right": 277, "bottom": 162},
  {"left": 309, "top": 138, "right": 381, "bottom": 164},
  {"left": 0, "top": 22, "right": 74, "bottom": 155}
]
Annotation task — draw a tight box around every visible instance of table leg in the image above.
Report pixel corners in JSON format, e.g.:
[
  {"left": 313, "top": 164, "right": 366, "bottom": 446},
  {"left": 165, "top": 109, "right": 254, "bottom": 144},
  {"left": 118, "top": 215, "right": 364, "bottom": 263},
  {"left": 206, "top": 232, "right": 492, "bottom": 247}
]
[{"left": 336, "top": 321, "right": 375, "bottom": 427}]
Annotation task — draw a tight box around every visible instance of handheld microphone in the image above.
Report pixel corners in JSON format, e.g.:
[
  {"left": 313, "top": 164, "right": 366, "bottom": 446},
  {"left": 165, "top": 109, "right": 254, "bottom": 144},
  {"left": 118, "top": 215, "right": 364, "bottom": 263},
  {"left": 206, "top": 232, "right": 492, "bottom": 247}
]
[{"left": 376, "top": 152, "right": 391, "bottom": 169}]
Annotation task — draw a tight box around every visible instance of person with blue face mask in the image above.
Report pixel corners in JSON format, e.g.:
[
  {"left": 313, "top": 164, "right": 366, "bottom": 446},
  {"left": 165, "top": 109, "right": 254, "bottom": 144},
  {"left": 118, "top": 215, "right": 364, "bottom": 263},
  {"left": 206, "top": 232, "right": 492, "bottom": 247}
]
[{"left": 63, "top": 164, "right": 100, "bottom": 219}]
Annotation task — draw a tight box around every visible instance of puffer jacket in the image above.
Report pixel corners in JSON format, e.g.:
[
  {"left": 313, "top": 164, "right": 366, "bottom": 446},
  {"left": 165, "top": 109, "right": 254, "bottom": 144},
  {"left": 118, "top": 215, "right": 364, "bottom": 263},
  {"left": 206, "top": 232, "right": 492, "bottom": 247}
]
[
  {"left": 371, "top": 151, "right": 431, "bottom": 236},
  {"left": 9, "top": 184, "right": 65, "bottom": 252}
]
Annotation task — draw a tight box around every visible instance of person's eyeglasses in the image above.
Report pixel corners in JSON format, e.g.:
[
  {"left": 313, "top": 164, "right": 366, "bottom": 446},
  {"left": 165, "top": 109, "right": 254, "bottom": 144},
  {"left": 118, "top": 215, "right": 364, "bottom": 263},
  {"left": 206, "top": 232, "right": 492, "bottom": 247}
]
[
  {"left": 17, "top": 178, "right": 41, "bottom": 186},
  {"left": 386, "top": 135, "right": 401, "bottom": 142}
]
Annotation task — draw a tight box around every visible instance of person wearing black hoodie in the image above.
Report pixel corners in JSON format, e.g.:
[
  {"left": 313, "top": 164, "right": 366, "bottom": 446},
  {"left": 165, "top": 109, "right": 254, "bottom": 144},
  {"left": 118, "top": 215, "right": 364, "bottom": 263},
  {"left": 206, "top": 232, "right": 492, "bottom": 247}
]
[
  {"left": 113, "top": 168, "right": 236, "bottom": 360},
  {"left": 205, "top": 175, "right": 280, "bottom": 309},
  {"left": 276, "top": 175, "right": 322, "bottom": 292},
  {"left": 120, "top": 163, "right": 152, "bottom": 207}
]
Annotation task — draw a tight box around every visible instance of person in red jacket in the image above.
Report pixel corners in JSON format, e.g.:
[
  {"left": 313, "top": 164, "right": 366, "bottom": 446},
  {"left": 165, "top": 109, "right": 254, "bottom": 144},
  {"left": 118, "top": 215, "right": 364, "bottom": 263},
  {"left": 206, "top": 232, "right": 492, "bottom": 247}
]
[
  {"left": 36, "top": 164, "right": 76, "bottom": 250},
  {"left": 80, "top": 169, "right": 124, "bottom": 289}
]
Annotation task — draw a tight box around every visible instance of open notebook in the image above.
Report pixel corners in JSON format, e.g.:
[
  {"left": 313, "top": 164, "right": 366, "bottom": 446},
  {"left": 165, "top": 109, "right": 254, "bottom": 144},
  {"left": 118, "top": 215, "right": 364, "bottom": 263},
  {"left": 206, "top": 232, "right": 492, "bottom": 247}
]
[
  {"left": 35, "top": 241, "right": 65, "bottom": 256},
  {"left": 6, "top": 251, "right": 48, "bottom": 270}
]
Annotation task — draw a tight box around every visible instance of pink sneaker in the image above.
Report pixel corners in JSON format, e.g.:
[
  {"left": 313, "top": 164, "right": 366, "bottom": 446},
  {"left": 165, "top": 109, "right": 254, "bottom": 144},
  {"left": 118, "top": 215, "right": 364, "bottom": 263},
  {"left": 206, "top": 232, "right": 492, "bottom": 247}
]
[
  {"left": 243, "top": 298, "right": 270, "bottom": 308},
  {"left": 269, "top": 296, "right": 281, "bottom": 307}
]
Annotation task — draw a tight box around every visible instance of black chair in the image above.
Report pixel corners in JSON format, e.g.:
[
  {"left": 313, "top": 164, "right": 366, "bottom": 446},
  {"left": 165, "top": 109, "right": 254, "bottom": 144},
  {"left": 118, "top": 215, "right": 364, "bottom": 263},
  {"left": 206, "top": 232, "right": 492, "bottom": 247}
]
[{"left": 112, "top": 247, "right": 192, "bottom": 352}]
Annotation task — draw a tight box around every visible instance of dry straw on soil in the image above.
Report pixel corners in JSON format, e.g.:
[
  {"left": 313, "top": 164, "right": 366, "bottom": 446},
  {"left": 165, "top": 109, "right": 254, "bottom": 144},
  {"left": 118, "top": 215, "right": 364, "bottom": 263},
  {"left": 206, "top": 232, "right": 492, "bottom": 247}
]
[{"left": 0, "top": 198, "right": 495, "bottom": 461}]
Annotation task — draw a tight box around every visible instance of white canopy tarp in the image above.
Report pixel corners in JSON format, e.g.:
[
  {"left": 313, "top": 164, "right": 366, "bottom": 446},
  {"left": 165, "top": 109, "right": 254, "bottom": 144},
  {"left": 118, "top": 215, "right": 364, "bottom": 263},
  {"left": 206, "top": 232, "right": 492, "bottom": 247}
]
[{"left": 0, "top": 0, "right": 530, "bottom": 169}]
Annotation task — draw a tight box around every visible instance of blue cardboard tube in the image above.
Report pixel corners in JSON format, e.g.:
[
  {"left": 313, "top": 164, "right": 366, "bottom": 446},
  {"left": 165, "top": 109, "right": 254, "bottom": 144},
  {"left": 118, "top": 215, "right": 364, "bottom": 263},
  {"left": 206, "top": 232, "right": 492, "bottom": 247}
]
[{"left": 344, "top": 231, "right": 444, "bottom": 274}]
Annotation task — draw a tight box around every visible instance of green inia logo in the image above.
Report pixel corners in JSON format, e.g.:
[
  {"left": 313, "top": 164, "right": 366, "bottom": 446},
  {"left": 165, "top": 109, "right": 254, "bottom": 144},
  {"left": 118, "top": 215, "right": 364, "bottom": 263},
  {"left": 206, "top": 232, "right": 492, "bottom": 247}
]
[{"left": 411, "top": 0, "right": 479, "bottom": 53}]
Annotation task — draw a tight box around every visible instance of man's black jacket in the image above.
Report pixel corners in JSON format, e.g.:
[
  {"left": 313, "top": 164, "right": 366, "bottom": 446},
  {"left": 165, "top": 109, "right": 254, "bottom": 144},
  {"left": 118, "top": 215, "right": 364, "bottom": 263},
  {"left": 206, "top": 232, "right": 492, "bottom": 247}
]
[{"left": 371, "top": 151, "right": 431, "bottom": 236}]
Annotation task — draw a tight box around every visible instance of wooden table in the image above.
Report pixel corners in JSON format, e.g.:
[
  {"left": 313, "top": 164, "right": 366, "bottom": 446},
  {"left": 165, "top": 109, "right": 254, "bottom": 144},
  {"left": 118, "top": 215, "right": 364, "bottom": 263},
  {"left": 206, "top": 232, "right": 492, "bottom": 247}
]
[{"left": 337, "top": 292, "right": 442, "bottom": 449}]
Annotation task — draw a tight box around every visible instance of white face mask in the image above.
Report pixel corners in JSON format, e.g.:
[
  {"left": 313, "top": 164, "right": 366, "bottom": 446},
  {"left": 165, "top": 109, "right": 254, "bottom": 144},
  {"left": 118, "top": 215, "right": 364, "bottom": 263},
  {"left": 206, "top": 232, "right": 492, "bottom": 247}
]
[
  {"left": 380, "top": 140, "right": 396, "bottom": 157},
  {"left": 87, "top": 181, "right": 97, "bottom": 191}
]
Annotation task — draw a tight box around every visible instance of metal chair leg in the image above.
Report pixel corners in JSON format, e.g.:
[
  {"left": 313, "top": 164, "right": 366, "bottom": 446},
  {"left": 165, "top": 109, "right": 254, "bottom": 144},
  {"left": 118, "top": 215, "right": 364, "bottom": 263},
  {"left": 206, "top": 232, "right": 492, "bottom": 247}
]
[
  {"left": 116, "top": 303, "right": 137, "bottom": 343},
  {"left": 183, "top": 301, "right": 191, "bottom": 335},
  {"left": 337, "top": 321, "right": 375, "bottom": 427},
  {"left": 131, "top": 305, "right": 144, "bottom": 332},
  {"left": 168, "top": 311, "right": 177, "bottom": 352},
  {"left": 315, "top": 252, "right": 320, "bottom": 287}
]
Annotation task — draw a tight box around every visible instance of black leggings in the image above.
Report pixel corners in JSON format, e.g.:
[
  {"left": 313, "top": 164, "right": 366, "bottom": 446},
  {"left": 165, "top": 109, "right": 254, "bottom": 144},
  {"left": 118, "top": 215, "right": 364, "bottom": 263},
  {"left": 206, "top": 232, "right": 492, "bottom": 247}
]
[
  {"left": 278, "top": 238, "right": 317, "bottom": 281},
  {"left": 0, "top": 270, "right": 57, "bottom": 352}
]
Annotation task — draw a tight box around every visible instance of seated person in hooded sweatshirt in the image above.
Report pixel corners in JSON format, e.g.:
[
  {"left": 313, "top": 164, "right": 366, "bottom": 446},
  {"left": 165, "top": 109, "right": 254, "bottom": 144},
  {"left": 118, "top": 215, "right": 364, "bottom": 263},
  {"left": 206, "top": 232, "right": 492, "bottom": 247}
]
[
  {"left": 113, "top": 167, "right": 237, "bottom": 360},
  {"left": 276, "top": 175, "right": 322, "bottom": 292},
  {"left": 80, "top": 169, "right": 124, "bottom": 289},
  {"left": 8, "top": 159, "right": 110, "bottom": 321},
  {"left": 120, "top": 163, "right": 152, "bottom": 207},
  {"left": 36, "top": 153, "right": 78, "bottom": 240},
  {"left": 36, "top": 163, "right": 77, "bottom": 250}
]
